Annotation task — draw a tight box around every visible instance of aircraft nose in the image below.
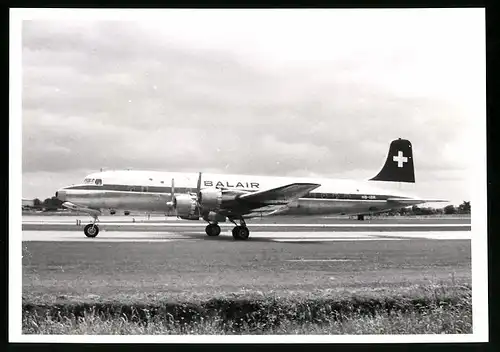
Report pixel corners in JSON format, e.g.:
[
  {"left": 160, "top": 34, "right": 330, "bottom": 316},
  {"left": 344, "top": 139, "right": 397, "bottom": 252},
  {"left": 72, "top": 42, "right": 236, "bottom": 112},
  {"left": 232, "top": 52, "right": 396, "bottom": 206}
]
[{"left": 56, "top": 190, "right": 66, "bottom": 202}]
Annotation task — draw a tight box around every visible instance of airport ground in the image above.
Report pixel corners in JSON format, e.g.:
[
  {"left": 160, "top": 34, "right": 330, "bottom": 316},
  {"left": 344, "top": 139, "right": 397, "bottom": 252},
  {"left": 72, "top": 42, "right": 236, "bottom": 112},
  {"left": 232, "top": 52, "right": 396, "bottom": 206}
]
[{"left": 21, "top": 215, "right": 472, "bottom": 335}]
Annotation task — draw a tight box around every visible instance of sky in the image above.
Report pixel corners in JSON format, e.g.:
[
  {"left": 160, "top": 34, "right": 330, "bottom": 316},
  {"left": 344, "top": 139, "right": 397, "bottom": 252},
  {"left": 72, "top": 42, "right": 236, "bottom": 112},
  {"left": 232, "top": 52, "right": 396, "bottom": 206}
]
[{"left": 17, "top": 9, "right": 486, "bottom": 205}]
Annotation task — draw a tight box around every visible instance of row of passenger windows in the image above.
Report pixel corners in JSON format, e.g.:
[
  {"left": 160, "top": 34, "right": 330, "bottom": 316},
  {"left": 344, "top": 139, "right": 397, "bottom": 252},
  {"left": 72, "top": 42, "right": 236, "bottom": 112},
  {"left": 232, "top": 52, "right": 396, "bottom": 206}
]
[
  {"left": 307, "top": 193, "right": 377, "bottom": 199},
  {"left": 308, "top": 193, "right": 344, "bottom": 199},
  {"left": 78, "top": 179, "right": 377, "bottom": 200}
]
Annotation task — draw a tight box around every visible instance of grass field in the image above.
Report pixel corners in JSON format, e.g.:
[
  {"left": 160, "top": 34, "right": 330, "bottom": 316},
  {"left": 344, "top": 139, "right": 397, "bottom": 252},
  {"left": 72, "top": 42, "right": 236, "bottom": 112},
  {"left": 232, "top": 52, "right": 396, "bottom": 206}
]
[
  {"left": 23, "top": 284, "right": 472, "bottom": 334},
  {"left": 22, "top": 238, "right": 472, "bottom": 334}
]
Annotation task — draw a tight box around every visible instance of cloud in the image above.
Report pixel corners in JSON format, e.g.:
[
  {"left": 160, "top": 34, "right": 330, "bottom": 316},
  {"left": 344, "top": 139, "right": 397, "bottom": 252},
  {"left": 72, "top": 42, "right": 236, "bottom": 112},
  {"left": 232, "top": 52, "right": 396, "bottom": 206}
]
[{"left": 19, "top": 11, "right": 484, "bottom": 204}]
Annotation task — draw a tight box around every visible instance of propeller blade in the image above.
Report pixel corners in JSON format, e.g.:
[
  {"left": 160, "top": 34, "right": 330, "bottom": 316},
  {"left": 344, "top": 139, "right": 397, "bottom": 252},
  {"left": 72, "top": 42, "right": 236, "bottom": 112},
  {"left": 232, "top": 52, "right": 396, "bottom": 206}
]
[
  {"left": 166, "top": 178, "right": 176, "bottom": 215},
  {"left": 196, "top": 172, "right": 203, "bottom": 217},
  {"left": 171, "top": 178, "right": 179, "bottom": 218},
  {"left": 171, "top": 178, "right": 175, "bottom": 201},
  {"left": 197, "top": 172, "right": 202, "bottom": 194}
]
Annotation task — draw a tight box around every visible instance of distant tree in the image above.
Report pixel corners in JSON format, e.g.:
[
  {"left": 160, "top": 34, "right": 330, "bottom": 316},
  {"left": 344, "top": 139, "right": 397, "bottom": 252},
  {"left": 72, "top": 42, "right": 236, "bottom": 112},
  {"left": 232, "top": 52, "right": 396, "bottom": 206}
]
[
  {"left": 458, "top": 201, "right": 471, "bottom": 214},
  {"left": 425, "top": 207, "right": 438, "bottom": 215},
  {"left": 384, "top": 210, "right": 398, "bottom": 216},
  {"left": 444, "top": 205, "right": 456, "bottom": 215},
  {"left": 42, "top": 196, "right": 63, "bottom": 211},
  {"left": 33, "top": 198, "right": 41, "bottom": 207}
]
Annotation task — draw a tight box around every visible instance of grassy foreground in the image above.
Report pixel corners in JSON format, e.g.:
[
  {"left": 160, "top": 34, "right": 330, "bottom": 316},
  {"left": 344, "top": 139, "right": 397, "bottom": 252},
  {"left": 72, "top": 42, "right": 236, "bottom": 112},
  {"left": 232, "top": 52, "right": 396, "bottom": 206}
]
[
  {"left": 23, "top": 283, "right": 471, "bottom": 335},
  {"left": 22, "top": 237, "right": 472, "bottom": 334}
]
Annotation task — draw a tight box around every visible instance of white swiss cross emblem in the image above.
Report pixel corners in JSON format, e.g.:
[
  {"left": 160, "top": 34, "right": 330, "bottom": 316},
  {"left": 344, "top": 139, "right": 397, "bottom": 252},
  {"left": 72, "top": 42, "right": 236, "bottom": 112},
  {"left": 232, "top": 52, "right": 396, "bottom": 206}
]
[{"left": 393, "top": 151, "right": 408, "bottom": 168}]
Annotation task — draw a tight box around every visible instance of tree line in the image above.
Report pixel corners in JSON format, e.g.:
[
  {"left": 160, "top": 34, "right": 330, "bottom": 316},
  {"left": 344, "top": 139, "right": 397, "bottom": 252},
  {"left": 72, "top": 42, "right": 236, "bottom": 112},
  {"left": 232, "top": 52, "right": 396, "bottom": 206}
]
[
  {"left": 24, "top": 197, "right": 471, "bottom": 215},
  {"left": 27, "top": 197, "right": 64, "bottom": 211},
  {"left": 375, "top": 201, "right": 471, "bottom": 216}
]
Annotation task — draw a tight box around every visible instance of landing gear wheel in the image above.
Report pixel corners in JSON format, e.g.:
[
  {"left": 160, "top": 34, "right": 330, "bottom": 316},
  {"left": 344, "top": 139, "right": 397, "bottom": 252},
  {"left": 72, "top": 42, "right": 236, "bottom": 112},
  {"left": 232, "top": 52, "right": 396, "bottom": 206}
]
[
  {"left": 84, "top": 224, "right": 99, "bottom": 238},
  {"left": 232, "top": 226, "right": 250, "bottom": 240},
  {"left": 205, "top": 224, "right": 221, "bottom": 237},
  {"left": 357, "top": 214, "right": 365, "bottom": 221}
]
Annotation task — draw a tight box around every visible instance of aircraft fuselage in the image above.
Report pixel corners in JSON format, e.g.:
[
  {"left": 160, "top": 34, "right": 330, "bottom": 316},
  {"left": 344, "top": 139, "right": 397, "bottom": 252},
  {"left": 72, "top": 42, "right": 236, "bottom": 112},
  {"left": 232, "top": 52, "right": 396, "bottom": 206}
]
[{"left": 56, "top": 170, "right": 417, "bottom": 217}]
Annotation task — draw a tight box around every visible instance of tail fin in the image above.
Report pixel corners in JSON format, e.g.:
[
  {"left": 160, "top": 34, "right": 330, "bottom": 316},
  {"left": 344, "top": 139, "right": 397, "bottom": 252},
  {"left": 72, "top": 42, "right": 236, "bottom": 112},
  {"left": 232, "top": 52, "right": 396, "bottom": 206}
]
[{"left": 370, "top": 138, "right": 415, "bottom": 183}]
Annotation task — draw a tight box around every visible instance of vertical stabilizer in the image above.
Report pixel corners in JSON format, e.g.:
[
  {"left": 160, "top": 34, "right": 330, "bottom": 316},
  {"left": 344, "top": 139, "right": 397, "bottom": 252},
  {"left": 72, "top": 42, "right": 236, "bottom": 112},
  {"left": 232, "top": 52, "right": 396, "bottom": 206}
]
[{"left": 370, "top": 138, "right": 415, "bottom": 183}]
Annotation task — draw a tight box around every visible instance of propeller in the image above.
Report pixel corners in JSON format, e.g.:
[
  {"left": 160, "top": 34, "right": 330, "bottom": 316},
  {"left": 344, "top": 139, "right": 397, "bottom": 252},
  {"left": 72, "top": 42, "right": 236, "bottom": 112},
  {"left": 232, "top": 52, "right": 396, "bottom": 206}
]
[
  {"left": 166, "top": 178, "right": 177, "bottom": 218},
  {"left": 195, "top": 172, "right": 203, "bottom": 218},
  {"left": 166, "top": 172, "right": 204, "bottom": 219},
  {"left": 197, "top": 171, "right": 202, "bottom": 196}
]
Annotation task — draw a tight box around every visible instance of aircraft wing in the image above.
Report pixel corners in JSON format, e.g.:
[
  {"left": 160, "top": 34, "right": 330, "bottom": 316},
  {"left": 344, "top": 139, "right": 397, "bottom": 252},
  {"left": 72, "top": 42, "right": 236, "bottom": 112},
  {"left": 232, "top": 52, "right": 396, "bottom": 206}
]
[
  {"left": 243, "top": 204, "right": 291, "bottom": 218},
  {"left": 214, "top": 183, "right": 320, "bottom": 219},
  {"left": 237, "top": 182, "right": 321, "bottom": 205}
]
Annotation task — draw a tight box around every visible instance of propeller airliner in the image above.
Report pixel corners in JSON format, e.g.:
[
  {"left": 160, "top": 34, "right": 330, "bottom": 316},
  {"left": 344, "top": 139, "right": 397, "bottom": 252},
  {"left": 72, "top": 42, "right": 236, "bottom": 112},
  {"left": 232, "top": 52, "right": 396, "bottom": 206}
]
[{"left": 55, "top": 138, "right": 446, "bottom": 240}]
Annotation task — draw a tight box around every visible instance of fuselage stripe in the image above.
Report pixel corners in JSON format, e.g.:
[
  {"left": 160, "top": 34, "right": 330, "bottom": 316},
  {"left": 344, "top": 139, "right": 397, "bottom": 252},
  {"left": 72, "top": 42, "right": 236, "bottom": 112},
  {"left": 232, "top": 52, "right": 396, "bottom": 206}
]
[{"left": 63, "top": 184, "right": 407, "bottom": 201}]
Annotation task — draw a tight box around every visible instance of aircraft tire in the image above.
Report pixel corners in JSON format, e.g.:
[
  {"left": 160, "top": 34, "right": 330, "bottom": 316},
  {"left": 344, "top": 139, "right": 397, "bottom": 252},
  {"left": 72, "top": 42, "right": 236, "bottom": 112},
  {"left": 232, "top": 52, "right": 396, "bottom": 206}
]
[
  {"left": 232, "top": 226, "right": 250, "bottom": 241},
  {"left": 205, "top": 224, "right": 221, "bottom": 237},
  {"left": 84, "top": 224, "right": 99, "bottom": 238}
]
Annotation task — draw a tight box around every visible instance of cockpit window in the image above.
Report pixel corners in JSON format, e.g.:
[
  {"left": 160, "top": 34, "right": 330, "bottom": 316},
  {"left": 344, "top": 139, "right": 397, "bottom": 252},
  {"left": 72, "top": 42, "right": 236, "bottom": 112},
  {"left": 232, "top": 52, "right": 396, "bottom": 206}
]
[{"left": 83, "top": 178, "right": 103, "bottom": 185}]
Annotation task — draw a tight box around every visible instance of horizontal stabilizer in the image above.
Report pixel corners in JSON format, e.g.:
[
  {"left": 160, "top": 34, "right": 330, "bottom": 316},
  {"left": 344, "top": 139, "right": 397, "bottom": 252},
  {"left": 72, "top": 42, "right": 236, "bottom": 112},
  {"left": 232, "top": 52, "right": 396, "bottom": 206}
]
[
  {"left": 387, "top": 198, "right": 449, "bottom": 206},
  {"left": 238, "top": 183, "right": 321, "bottom": 205}
]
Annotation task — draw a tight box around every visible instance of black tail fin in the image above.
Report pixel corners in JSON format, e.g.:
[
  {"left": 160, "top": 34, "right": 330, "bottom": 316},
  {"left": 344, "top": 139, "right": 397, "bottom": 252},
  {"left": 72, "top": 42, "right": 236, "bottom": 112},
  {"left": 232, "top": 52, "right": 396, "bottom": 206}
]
[{"left": 370, "top": 138, "right": 415, "bottom": 183}]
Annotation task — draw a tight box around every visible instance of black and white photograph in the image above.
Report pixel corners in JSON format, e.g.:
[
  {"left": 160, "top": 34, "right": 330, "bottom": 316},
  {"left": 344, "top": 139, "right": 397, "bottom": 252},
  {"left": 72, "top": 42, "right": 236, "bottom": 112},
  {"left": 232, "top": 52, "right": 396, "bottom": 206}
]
[{"left": 10, "top": 8, "right": 487, "bottom": 342}]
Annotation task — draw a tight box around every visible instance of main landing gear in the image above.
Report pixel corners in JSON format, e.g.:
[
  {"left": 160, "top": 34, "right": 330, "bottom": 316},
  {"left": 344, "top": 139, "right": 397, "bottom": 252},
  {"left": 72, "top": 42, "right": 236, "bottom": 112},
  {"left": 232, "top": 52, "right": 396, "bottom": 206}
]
[
  {"left": 205, "top": 223, "right": 221, "bottom": 237},
  {"left": 203, "top": 218, "right": 250, "bottom": 240},
  {"left": 230, "top": 218, "right": 250, "bottom": 241},
  {"left": 83, "top": 215, "right": 100, "bottom": 238}
]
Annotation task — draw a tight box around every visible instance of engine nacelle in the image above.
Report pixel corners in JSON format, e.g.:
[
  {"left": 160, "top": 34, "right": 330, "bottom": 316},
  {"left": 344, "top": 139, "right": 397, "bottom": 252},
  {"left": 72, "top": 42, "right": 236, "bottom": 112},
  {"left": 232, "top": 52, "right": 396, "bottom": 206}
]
[
  {"left": 198, "top": 188, "right": 222, "bottom": 211},
  {"left": 174, "top": 194, "right": 197, "bottom": 217}
]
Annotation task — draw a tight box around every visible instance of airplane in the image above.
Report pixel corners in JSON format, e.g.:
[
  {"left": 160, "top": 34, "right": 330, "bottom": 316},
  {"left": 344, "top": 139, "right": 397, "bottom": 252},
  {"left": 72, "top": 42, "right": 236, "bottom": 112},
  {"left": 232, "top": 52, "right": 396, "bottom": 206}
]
[{"left": 55, "top": 138, "right": 447, "bottom": 240}]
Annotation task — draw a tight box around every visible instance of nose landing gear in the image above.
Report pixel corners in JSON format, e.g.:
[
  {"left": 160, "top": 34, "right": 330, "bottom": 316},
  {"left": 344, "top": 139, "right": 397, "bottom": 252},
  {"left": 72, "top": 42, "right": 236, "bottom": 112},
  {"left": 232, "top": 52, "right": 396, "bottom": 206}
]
[{"left": 83, "top": 215, "right": 100, "bottom": 238}]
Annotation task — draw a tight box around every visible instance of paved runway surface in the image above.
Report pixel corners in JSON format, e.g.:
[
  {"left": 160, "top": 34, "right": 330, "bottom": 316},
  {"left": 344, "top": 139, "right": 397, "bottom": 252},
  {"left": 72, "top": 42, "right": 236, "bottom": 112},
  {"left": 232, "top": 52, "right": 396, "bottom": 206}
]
[
  {"left": 21, "top": 214, "right": 471, "bottom": 243},
  {"left": 22, "top": 214, "right": 472, "bottom": 224},
  {"left": 22, "top": 230, "right": 472, "bottom": 243},
  {"left": 22, "top": 215, "right": 472, "bottom": 302}
]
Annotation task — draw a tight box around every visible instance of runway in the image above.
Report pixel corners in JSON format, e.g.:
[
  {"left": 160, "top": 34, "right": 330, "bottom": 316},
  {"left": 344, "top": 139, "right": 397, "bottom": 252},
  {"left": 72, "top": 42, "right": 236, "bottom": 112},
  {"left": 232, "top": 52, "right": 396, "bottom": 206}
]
[
  {"left": 22, "top": 230, "right": 472, "bottom": 243},
  {"left": 22, "top": 215, "right": 472, "bottom": 303},
  {"left": 22, "top": 214, "right": 472, "bottom": 224},
  {"left": 21, "top": 214, "right": 471, "bottom": 243}
]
